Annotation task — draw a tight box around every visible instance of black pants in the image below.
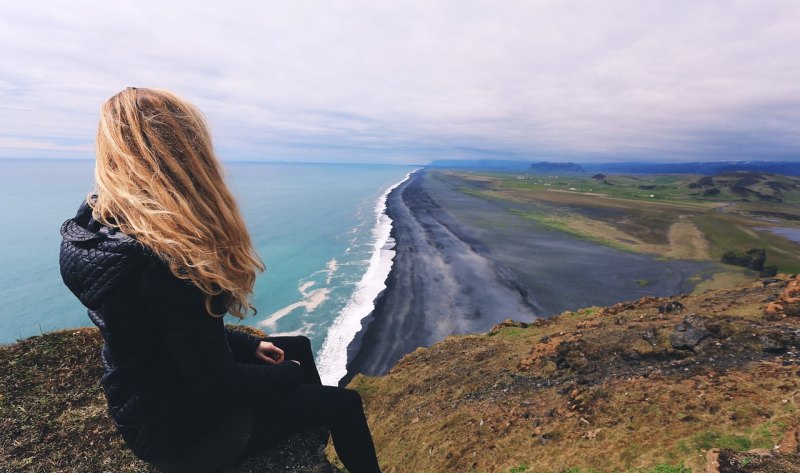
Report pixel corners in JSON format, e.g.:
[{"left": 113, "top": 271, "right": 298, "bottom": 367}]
[{"left": 243, "top": 336, "right": 381, "bottom": 473}]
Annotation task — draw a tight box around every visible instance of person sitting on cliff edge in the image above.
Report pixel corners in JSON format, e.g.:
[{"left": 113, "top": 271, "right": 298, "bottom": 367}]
[{"left": 58, "top": 87, "right": 382, "bottom": 473}]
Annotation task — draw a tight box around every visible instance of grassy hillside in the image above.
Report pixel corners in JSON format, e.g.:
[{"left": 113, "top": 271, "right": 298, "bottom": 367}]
[
  {"left": 0, "top": 326, "right": 335, "bottom": 473},
  {"left": 499, "top": 171, "right": 800, "bottom": 204},
  {"left": 346, "top": 275, "right": 800, "bottom": 473},
  {"left": 6, "top": 278, "right": 800, "bottom": 472}
]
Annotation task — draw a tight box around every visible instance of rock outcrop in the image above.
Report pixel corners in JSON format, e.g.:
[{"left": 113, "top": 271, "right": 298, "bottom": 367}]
[
  {"left": 765, "top": 276, "right": 800, "bottom": 319},
  {"left": 721, "top": 248, "right": 767, "bottom": 271}
]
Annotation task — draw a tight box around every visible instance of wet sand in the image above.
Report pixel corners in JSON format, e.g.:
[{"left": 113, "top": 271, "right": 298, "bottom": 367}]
[{"left": 341, "top": 170, "right": 713, "bottom": 385}]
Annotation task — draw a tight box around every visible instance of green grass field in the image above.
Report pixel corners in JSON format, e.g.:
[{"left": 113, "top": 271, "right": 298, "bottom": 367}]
[{"left": 443, "top": 170, "right": 800, "bottom": 274}]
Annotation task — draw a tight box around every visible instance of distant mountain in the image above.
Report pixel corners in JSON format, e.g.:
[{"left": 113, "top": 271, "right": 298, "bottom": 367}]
[
  {"left": 426, "top": 159, "right": 532, "bottom": 170},
  {"left": 426, "top": 159, "right": 800, "bottom": 177},
  {"left": 582, "top": 161, "right": 800, "bottom": 176},
  {"left": 685, "top": 171, "right": 800, "bottom": 202},
  {"left": 528, "top": 161, "right": 585, "bottom": 174}
]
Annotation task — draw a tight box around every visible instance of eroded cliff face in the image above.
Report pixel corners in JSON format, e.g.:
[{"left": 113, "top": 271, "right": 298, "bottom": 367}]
[{"left": 346, "top": 275, "right": 800, "bottom": 473}]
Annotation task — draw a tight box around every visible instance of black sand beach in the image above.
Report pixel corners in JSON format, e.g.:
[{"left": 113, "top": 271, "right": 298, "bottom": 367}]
[{"left": 342, "top": 170, "right": 713, "bottom": 385}]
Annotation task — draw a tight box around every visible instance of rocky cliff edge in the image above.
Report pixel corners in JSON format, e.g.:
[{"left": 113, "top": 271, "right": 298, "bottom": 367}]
[{"left": 344, "top": 275, "right": 800, "bottom": 473}]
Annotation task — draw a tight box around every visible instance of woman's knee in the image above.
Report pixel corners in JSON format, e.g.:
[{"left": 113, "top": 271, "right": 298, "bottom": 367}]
[
  {"left": 340, "top": 388, "right": 363, "bottom": 411},
  {"left": 297, "top": 335, "right": 311, "bottom": 349},
  {"left": 285, "top": 335, "right": 311, "bottom": 351}
]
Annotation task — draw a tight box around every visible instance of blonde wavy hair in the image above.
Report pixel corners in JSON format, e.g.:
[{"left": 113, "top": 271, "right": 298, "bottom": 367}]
[{"left": 89, "top": 87, "right": 265, "bottom": 318}]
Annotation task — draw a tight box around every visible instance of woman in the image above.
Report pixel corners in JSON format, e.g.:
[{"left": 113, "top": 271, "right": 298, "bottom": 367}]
[{"left": 58, "top": 87, "right": 381, "bottom": 473}]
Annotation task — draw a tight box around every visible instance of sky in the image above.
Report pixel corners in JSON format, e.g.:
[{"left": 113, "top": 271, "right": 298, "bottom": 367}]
[{"left": 1, "top": 0, "right": 799, "bottom": 164}]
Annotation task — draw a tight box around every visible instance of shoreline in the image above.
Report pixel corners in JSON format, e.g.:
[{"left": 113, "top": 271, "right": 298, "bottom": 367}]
[
  {"left": 341, "top": 169, "right": 542, "bottom": 385},
  {"left": 316, "top": 170, "right": 418, "bottom": 386},
  {"left": 338, "top": 175, "right": 414, "bottom": 386},
  {"left": 341, "top": 169, "right": 716, "bottom": 385}
]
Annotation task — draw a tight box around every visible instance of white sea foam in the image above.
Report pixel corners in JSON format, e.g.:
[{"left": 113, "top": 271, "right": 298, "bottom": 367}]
[
  {"left": 269, "top": 329, "right": 310, "bottom": 337},
  {"left": 269, "top": 322, "right": 314, "bottom": 337},
  {"left": 259, "top": 281, "right": 332, "bottom": 328},
  {"left": 325, "top": 258, "right": 338, "bottom": 285},
  {"left": 304, "top": 258, "right": 339, "bottom": 285},
  {"left": 298, "top": 281, "right": 316, "bottom": 293},
  {"left": 317, "top": 170, "right": 418, "bottom": 386}
]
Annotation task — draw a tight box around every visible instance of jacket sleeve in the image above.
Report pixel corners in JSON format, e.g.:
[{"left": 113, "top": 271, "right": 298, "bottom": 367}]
[
  {"left": 142, "top": 260, "right": 303, "bottom": 404},
  {"left": 224, "top": 327, "right": 261, "bottom": 363}
]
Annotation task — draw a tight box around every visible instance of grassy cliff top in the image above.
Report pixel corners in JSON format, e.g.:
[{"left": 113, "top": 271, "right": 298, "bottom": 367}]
[
  {"left": 347, "top": 275, "right": 800, "bottom": 473},
  {"left": 0, "top": 325, "right": 334, "bottom": 473},
  {"left": 5, "top": 277, "right": 800, "bottom": 472}
]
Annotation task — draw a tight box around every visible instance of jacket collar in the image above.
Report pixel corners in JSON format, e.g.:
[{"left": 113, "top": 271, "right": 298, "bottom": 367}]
[
  {"left": 61, "top": 197, "right": 135, "bottom": 244},
  {"left": 59, "top": 197, "right": 154, "bottom": 310}
]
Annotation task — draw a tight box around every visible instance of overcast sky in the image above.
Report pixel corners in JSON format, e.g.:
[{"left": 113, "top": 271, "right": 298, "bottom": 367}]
[{"left": 1, "top": 1, "right": 799, "bottom": 164}]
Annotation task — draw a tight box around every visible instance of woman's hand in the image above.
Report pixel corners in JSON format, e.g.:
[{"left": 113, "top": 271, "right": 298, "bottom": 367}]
[{"left": 254, "top": 341, "right": 284, "bottom": 365}]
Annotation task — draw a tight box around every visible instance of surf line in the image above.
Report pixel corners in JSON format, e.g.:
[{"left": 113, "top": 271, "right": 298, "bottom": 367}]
[
  {"left": 258, "top": 281, "right": 331, "bottom": 329},
  {"left": 316, "top": 169, "right": 420, "bottom": 386}
]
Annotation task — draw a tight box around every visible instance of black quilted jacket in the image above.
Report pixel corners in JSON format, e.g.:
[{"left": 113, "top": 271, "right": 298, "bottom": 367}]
[{"left": 58, "top": 199, "right": 303, "bottom": 462}]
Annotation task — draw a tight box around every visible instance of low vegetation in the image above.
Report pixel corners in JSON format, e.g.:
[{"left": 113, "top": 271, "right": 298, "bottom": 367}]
[
  {"left": 347, "top": 275, "right": 800, "bottom": 472},
  {"left": 0, "top": 325, "right": 334, "bottom": 473},
  {"left": 6, "top": 278, "right": 800, "bottom": 471}
]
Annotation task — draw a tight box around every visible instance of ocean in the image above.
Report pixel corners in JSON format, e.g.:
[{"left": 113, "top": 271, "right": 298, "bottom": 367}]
[{"left": 0, "top": 158, "right": 415, "bottom": 385}]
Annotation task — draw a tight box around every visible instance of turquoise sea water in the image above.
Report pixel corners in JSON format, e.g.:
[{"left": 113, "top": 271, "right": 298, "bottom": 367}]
[{"left": 0, "top": 158, "right": 414, "bottom": 383}]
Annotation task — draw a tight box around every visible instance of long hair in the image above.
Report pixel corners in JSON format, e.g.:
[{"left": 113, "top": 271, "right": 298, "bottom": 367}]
[{"left": 89, "top": 87, "right": 265, "bottom": 318}]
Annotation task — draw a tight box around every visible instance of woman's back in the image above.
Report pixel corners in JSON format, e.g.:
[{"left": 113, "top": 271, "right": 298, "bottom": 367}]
[
  {"left": 60, "top": 87, "right": 381, "bottom": 473},
  {"left": 60, "top": 199, "right": 293, "bottom": 466}
]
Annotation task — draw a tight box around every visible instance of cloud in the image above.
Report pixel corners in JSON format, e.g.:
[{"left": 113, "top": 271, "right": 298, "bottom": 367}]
[{"left": 0, "top": 0, "right": 799, "bottom": 163}]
